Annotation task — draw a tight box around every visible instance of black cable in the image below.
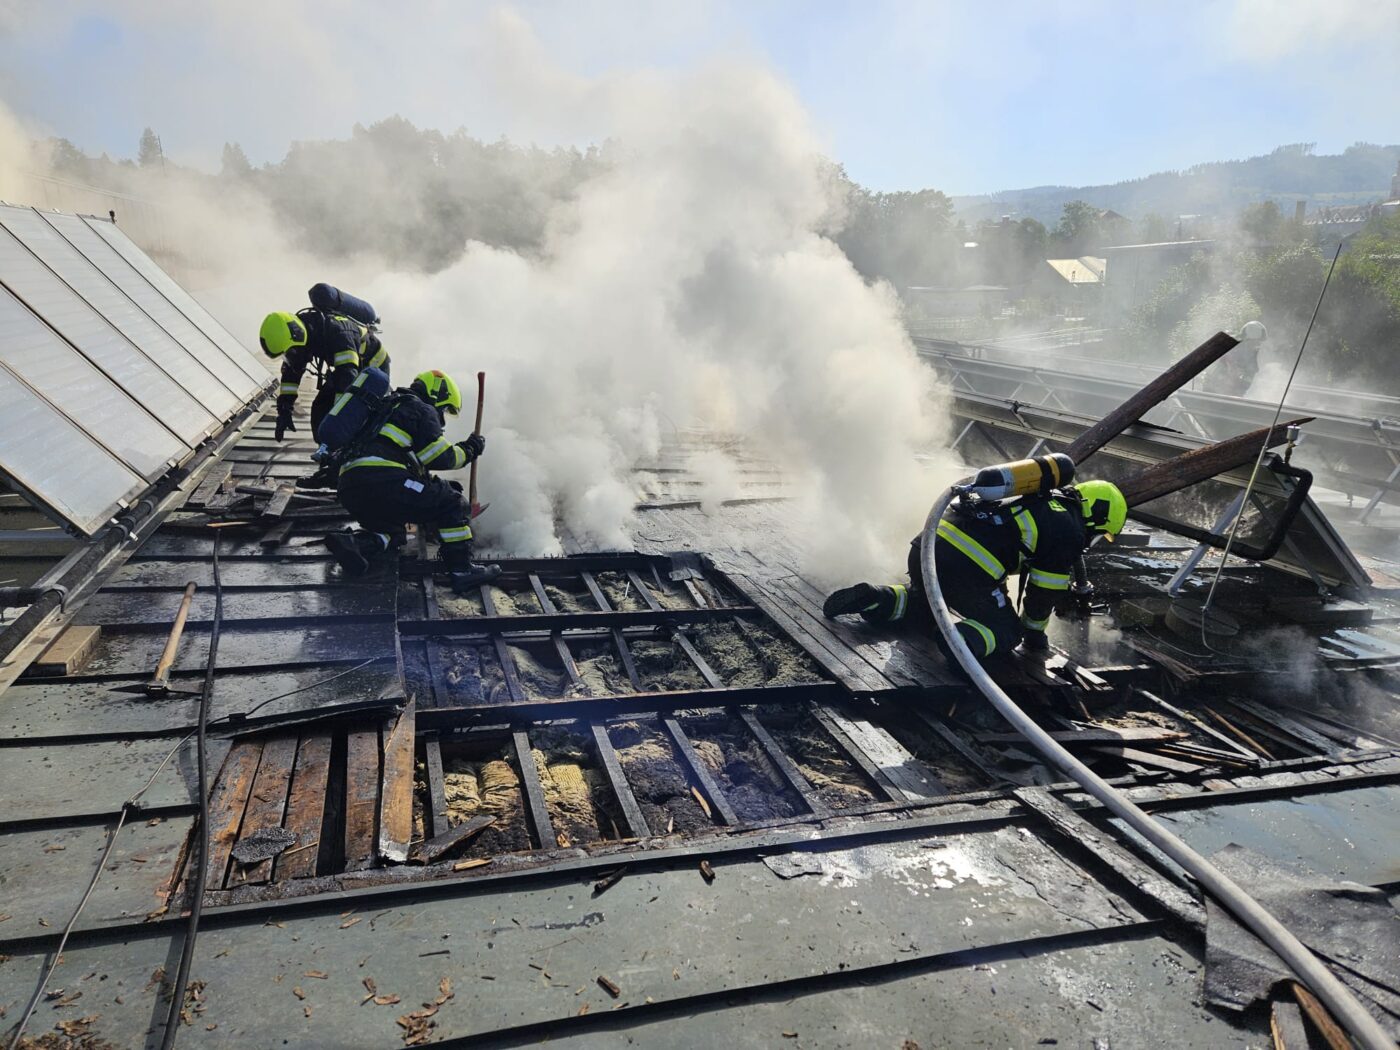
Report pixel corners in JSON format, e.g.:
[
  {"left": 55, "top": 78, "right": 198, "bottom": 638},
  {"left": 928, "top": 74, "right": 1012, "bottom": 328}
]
[
  {"left": 4, "top": 550, "right": 392, "bottom": 1046},
  {"left": 1199, "top": 239, "right": 1346, "bottom": 650},
  {"left": 158, "top": 531, "right": 222, "bottom": 1050}
]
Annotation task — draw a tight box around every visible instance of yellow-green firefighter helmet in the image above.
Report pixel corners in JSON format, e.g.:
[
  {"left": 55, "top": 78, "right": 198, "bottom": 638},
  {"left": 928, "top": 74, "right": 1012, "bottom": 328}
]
[
  {"left": 412, "top": 370, "right": 463, "bottom": 415},
  {"left": 1073, "top": 480, "right": 1128, "bottom": 538},
  {"left": 259, "top": 311, "right": 308, "bottom": 358}
]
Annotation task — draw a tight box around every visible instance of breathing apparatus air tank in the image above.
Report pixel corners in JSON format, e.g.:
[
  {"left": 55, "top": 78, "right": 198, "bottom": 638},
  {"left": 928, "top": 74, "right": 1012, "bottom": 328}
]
[
  {"left": 963, "top": 453, "right": 1075, "bottom": 501},
  {"left": 308, "top": 283, "right": 380, "bottom": 327}
]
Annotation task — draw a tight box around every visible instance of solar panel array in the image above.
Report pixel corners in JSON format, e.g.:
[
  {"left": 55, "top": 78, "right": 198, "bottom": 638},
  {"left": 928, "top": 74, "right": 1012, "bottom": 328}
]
[{"left": 0, "top": 205, "right": 271, "bottom": 535}]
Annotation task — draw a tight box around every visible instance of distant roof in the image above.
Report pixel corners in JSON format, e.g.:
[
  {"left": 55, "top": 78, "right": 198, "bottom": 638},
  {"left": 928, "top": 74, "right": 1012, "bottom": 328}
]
[
  {"left": 1101, "top": 239, "right": 1215, "bottom": 251},
  {"left": 1045, "top": 257, "right": 1106, "bottom": 284}
]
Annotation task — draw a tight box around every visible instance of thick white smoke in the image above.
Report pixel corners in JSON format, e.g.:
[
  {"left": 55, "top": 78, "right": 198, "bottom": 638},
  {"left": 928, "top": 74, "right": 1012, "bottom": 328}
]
[
  {"left": 357, "top": 39, "right": 953, "bottom": 582},
  {"left": 1, "top": 12, "right": 957, "bottom": 586}
]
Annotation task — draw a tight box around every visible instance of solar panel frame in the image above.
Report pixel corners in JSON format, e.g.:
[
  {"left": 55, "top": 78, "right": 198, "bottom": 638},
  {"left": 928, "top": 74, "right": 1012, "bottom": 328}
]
[
  {"left": 77, "top": 215, "right": 273, "bottom": 391},
  {"left": 39, "top": 212, "right": 264, "bottom": 404},
  {"left": 0, "top": 213, "right": 218, "bottom": 447}
]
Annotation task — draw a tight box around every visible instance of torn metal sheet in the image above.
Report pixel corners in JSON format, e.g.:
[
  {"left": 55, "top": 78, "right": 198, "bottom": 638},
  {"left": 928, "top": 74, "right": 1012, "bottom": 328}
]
[{"left": 1202, "top": 844, "right": 1400, "bottom": 1031}]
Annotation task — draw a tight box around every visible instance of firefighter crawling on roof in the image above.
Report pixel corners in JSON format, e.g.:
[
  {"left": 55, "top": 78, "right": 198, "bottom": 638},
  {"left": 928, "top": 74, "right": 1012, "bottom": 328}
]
[
  {"left": 823, "top": 457, "right": 1127, "bottom": 661},
  {"left": 319, "top": 368, "right": 501, "bottom": 593},
  {"left": 257, "top": 283, "right": 390, "bottom": 448}
]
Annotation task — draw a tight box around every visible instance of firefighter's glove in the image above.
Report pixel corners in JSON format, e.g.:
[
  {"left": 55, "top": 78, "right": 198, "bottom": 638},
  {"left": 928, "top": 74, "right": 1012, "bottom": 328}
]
[
  {"left": 459, "top": 434, "right": 486, "bottom": 461},
  {"left": 275, "top": 405, "right": 297, "bottom": 442},
  {"left": 1020, "top": 630, "right": 1050, "bottom": 653}
]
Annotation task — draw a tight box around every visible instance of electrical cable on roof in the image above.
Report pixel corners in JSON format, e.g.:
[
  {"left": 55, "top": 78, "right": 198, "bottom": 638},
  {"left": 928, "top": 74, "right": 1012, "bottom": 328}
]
[
  {"left": 3, "top": 706, "right": 197, "bottom": 1050},
  {"left": 158, "top": 531, "right": 221, "bottom": 1050},
  {"left": 1, "top": 647, "right": 394, "bottom": 1047},
  {"left": 1198, "top": 240, "right": 1345, "bottom": 652}
]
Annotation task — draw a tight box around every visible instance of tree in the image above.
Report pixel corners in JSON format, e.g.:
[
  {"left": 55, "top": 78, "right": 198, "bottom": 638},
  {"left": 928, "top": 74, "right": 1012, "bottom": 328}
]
[
  {"left": 220, "top": 142, "right": 252, "bottom": 179},
  {"left": 137, "top": 127, "right": 162, "bottom": 168},
  {"left": 1137, "top": 213, "right": 1172, "bottom": 244},
  {"left": 1052, "top": 200, "right": 1101, "bottom": 254},
  {"left": 1239, "top": 200, "right": 1284, "bottom": 246}
]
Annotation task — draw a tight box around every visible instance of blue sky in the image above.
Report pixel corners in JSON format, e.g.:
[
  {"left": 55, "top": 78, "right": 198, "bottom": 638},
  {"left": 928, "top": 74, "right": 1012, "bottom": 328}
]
[{"left": 1, "top": 0, "right": 1396, "bottom": 196}]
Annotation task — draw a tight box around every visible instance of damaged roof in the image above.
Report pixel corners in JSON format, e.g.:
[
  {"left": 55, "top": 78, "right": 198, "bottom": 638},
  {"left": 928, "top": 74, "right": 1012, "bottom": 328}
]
[{"left": 1, "top": 225, "right": 1399, "bottom": 1049}]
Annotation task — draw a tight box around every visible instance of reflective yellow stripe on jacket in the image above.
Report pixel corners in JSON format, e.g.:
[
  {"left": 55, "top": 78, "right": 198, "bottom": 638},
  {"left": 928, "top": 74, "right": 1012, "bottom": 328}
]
[
  {"left": 1011, "top": 505, "right": 1038, "bottom": 554},
  {"left": 366, "top": 343, "right": 389, "bottom": 369},
  {"left": 936, "top": 519, "right": 1007, "bottom": 580}
]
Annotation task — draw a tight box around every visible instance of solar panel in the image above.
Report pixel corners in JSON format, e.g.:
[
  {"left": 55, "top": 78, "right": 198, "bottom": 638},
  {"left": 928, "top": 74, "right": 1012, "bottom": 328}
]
[
  {"left": 0, "top": 367, "right": 146, "bottom": 534},
  {"left": 0, "top": 214, "right": 218, "bottom": 444},
  {"left": 77, "top": 215, "right": 271, "bottom": 389},
  {"left": 41, "top": 212, "right": 264, "bottom": 402},
  {"left": 0, "top": 204, "right": 272, "bottom": 535},
  {"left": 0, "top": 283, "right": 183, "bottom": 478}
]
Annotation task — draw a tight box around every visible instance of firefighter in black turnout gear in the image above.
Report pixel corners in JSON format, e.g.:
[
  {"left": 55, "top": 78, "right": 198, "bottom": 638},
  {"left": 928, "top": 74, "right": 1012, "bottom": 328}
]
[
  {"left": 823, "top": 456, "right": 1127, "bottom": 662},
  {"left": 258, "top": 295, "right": 390, "bottom": 443},
  {"left": 324, "top": 369, "right": 500, "bottom": 592}
]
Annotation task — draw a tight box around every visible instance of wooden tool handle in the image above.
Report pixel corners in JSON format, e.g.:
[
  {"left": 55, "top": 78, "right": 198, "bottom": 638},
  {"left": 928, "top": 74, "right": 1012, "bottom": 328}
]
[
  {"left": 154, "top": 581, "right": 198, "bottom": 685},
  {"left": 469, "top": 371, "right": 485, "bottom": 509}
]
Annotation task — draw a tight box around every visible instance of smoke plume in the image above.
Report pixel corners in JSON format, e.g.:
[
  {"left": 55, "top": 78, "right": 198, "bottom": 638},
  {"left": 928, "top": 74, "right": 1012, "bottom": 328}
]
[{"left": 0, "top": 11, "right": 956, "bottom": 585}]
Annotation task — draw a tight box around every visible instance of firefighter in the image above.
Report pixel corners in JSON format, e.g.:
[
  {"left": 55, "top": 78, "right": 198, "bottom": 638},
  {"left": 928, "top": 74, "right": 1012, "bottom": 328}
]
[
  {"left": 258, "top": 306, "right": 390, "bottom": 443},
  {"left": 822, "top": 480, "right": 1127, "bottom": 661},
  {"left": 324, "top": 369, "right": 500, "bottom": 592}
]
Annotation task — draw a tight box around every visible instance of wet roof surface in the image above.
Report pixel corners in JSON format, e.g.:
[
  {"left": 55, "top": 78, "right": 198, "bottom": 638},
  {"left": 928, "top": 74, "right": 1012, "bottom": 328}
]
[{"left": 2, "top": 407, "right": 1399, "bottom": 1049}]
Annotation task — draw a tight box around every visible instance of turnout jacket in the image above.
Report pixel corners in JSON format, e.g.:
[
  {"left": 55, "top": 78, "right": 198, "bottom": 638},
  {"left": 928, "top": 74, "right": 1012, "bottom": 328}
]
[
  {"left": 338, "top": 392, "right": 473, "bottom": 478},
  {"left": 933, "top": 493, "right": 1088, "bottom": 633},
  {"left": 276, "top": 309, "right": 389, "bottom": 408}
]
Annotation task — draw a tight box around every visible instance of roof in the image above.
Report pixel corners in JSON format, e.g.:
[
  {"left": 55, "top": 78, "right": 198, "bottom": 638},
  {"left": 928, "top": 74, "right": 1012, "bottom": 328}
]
[
  {"left": 3, "top": 232, "right": 1400, "bottom": 1048},
  {"left": 1044, "top": 256, "right": 1106, "bottom": 284}
]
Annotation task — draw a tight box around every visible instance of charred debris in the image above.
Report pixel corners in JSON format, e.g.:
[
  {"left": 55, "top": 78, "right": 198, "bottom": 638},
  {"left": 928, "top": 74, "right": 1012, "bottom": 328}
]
[{"left": 3, "top": 313, "right": 1400, "bottom": 1047}]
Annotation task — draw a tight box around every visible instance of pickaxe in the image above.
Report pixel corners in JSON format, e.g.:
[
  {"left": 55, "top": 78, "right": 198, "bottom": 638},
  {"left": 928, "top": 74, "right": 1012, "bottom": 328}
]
[
  {"left": 468, "top": 370, "right": 490, "bottom": 518},
  {"left": 112, "top": 581, "right": 203, "bottom": 697}
]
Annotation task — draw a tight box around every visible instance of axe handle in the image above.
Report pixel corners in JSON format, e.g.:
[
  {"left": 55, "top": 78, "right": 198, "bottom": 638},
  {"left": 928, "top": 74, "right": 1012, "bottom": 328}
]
[
  {"left": 469, "top": 371, "right": 485, "bottom": 510},
  {"left": 152, "top": 581, "right": 197, "bottom": 688}
]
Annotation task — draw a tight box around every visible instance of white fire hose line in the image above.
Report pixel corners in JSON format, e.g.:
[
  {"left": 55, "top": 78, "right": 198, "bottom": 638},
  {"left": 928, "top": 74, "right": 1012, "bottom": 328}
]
[{"left": 920, "top": 484, "right": 1396, "bottom": 1050}]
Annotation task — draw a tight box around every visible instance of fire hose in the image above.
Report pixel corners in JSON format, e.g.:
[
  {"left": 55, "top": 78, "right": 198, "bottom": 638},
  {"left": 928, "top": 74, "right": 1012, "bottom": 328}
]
[{"left": 920, "top": 480, "right": 1396, "bottom": 1050}]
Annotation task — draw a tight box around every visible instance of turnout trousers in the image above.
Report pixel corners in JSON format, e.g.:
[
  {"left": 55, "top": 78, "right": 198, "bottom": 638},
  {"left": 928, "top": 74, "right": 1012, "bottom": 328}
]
[
  {"left": 336, "top": 469, "right": 475, "bottom": 569},
  {"left": 866, "top": 536, "right": 1023, "bottom": 659}
]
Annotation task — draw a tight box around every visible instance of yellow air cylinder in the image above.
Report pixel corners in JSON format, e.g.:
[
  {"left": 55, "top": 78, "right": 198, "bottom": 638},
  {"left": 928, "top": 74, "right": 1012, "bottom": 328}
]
[{"left": 966, "top": 453, "right": 1075, "bottom": 501}]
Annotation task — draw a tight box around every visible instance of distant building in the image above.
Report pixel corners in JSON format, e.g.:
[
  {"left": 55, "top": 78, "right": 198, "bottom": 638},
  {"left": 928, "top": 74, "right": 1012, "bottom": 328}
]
[
  {"left": 1033, "top": 257, "right": 1105, "bottom": 316},
  {"left": 1100, "top": 239, "right": 1215, "bottom": 320}
]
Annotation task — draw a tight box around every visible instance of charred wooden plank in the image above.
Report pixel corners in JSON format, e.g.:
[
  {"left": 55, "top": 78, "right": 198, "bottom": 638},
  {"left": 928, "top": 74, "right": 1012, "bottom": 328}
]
[
  {"left": 1063, "top": 330, "right": 1240, "bottom": 464},
  {"left": 1015, "top": 786, "right": 1203, "bottom": 927},
  {"left": 203, "top": 739, "right": 264, "bottom": 890},
  {"left": 423, "top": 735, "right": 449, "bottom": 839},
  {"left": 343, "top": 728, "right": 381, "bottom": 871},
  {"left": 275, "top": 733, "right": 332, "bottom": 881},
  {"left": 661, "top": 717, "right": 738, "bottom": 826},
  {"left": 479, "top": 586, "right": 525, "bottom": 702},
  {"left": 672, "top": 631, "right": 724, "bottom": 689},
  {"left": 580, "top": 571, "right": 611, "bottom": 612},
  {"left": 590, "top": 722, "right": 649, "bottom": 839},
  {"left": 976, "top": 727, "right": 1186, "bottom": 745},
  {"left": 413, "top": 814, "right": 495, "bottom": 864},
  {"left": 738, "top": 710, "right": 830, "bottom": 817},
  {"left": 810, "top": 704, "right": 923, "bottom": 802},
  {"left": 1119, "top": 419, "right": 1312, "bottom": 506},
  {"left": 1089, "top": 745, "right": 1201, "bottom": 773},
  {"left": 232, "top": 734, "right": 298, "bottom": 884},
  {"left": 378, "top": 701, "right": 417, "bottom": 863},
  {"left": 263, "top": 481, "right": 297, "bottom": 520},
  {"left": 626, "top": 569, "right": 664, "bottom": 612},
  {"left": 512, "top": 729, "right": 556, "bottom": 849}
]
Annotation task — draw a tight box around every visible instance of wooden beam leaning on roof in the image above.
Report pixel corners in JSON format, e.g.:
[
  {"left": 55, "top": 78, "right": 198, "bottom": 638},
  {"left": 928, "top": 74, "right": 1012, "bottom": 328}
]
[
  {"left": 1118, "top": 419, "right": 1313, "bottom": 507},
  {"left": 1063, "top": 331, "right": 1240, "bottom": 464}
]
